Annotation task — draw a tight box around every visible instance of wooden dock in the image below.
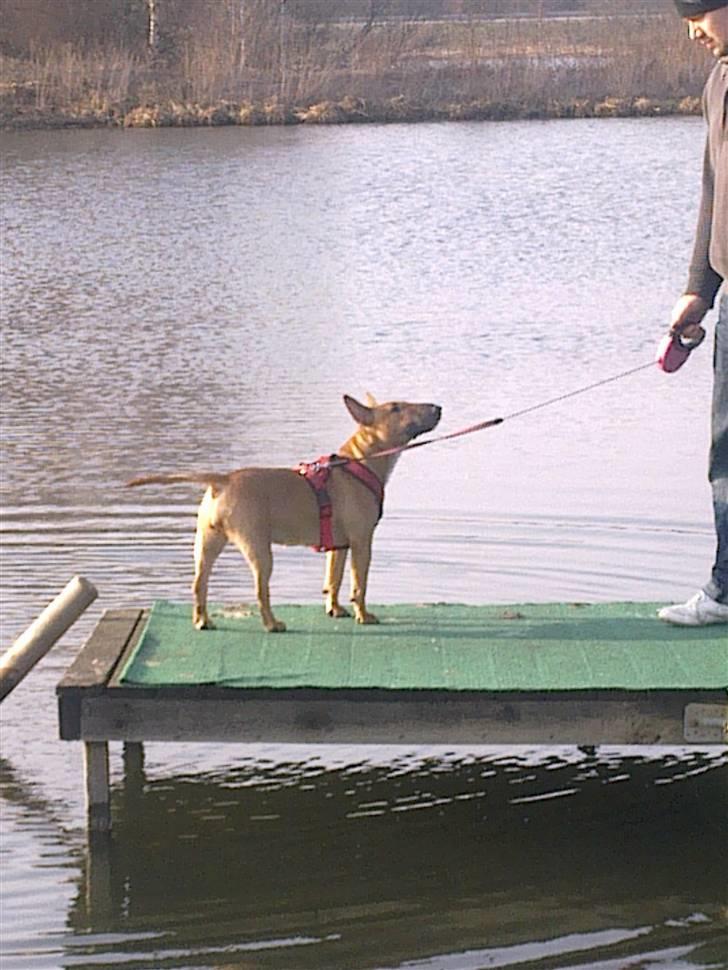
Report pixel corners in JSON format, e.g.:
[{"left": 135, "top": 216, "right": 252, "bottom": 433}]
[{"left": 57, "top": 601, "right": 728, "bottom": 830}]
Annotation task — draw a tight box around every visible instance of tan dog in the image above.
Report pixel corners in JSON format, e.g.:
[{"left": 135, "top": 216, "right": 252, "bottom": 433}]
[{"left": 127, "top": 395, "right": 441, "bottom": 632}]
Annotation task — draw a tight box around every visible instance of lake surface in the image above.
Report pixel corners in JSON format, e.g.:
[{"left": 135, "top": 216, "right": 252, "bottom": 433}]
[{"left": 1, "top": 119, "right": 726, "bottom": 969}]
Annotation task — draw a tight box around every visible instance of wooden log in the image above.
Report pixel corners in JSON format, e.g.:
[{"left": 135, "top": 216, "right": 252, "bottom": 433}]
[{"left": 0, "top": 576, "right": 98, "bottom": 702}]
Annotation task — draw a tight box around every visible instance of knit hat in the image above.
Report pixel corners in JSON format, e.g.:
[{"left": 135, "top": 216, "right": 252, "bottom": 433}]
[{"left": 673, "top": 0, "right": 727, "bottom": 16}]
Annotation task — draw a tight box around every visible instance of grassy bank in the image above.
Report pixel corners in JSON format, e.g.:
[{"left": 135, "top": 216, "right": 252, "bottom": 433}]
[{"left": 0, "top": 12, "right": 712, "bottom": 129}]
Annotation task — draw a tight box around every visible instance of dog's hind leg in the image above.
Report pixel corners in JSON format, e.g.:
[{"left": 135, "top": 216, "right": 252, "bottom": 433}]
[
  {"left": 233, "top": 538, "right": 286, "bottom": 633},
  {"left": 192, "top": 523, "right": 227, "bottom": 630},
  {"left": 323, "top": 549, "right": 350, "bottom": 618},
  {"left": 349, "top": 536, "right": 379, "bottom": 625}
]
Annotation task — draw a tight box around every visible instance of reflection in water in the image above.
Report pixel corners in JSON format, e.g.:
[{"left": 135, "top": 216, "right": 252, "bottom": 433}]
[{"left": 43, "top": 749, "right": 725, "bottom": 969}]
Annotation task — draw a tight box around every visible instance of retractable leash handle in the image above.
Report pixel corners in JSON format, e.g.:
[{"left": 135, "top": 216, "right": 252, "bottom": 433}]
[{"left": 655, "top": 325, "right": 706, "bottom": 373}]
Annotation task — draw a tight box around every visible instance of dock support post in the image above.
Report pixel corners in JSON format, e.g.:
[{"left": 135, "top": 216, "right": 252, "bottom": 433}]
[{"left": 84, "top": 741, "right": 111, "bottom": 833}]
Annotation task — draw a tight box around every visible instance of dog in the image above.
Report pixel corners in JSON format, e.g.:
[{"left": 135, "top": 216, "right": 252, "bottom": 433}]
[{"left": 127, "top": 394, "right": 441, "bottom": 632}]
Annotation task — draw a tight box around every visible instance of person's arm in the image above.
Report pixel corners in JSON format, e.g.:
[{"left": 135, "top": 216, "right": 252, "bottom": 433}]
[
  {"left": 685, "top": 139, "right": 723, "bottom": 306},
  {"left": 670, "top": 127, "right": 722, "bottom": 338}
]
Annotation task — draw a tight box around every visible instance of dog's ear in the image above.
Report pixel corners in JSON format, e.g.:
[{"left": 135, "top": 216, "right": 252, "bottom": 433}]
[
  {"left": 344, "top": 394, "right": 375, "bottom": 426},
  {"left": 365, "top": 392, "right": 378, "bottom": 407}
]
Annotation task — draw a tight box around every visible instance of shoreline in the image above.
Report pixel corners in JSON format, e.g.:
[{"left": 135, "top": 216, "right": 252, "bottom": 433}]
[{"left": 0, "top": 94, "right": 703, "bottom": 131}]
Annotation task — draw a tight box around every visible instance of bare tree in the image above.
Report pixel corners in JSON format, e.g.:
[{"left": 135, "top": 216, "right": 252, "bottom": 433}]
[{"left": 146, "top": 0, "right": 158, "bottom": 52}]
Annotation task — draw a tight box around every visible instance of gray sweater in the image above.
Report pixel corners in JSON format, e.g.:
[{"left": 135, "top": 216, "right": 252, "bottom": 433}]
[{"left": 687, "top": 60, "right": 728, "bottom": 304}]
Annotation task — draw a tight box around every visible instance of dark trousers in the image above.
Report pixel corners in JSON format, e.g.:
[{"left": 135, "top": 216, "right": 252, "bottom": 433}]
[{"left": 705, "top": 289, "right": 728, "bottom": 603}]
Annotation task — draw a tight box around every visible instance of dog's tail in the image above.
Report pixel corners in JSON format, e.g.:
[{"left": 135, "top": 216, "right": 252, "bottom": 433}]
[{"left": 126, "top": 472, "right": 230, "bottom": 489}]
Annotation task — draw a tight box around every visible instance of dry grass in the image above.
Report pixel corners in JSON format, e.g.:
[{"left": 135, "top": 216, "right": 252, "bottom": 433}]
[
  {"left": 0, "top": 13, "right": 713, "bottom": 128},
  {"left": 28, "top": 43, "right": 139, "bottom": 110}
]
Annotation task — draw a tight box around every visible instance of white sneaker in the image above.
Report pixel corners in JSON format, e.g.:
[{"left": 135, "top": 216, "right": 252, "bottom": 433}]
[{"left": 658, "top": 591, "right": 728, "bottom": 627}]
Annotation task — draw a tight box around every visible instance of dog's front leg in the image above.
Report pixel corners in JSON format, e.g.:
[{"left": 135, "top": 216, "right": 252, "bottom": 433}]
[
  {"left": 349, "top": 536, "right": 379, "bottom": 625},
  {"left": 324, "top": 549, "right": 350, "bottom": 617}
]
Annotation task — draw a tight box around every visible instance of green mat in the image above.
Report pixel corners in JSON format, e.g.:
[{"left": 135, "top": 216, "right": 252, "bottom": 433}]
[{"left": 118, "top": 601, "right": 728, "bottom": 692}]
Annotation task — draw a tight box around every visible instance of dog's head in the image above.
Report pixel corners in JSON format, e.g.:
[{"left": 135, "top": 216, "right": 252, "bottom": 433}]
[{"left": 344, "top": 394, "right": 442, "bottom": 446}]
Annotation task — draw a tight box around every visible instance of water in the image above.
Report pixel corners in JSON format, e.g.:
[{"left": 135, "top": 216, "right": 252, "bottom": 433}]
[{"left": 1, "top": 119, "right": 726, "bottom": 969}]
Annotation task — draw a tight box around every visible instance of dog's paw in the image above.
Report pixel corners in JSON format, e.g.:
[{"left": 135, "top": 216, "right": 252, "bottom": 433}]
[
  {"left": 194, "top": 615, "right": 216, "bottom": 631},
  {"left": 327, "top": 605, "right": 351, "bottom": 618},
  {"left": 265, "top": 619, "right": 287, "bottom": 633},
  {"left": 356, "top": 611, "right": 380, "bottom": 625}
]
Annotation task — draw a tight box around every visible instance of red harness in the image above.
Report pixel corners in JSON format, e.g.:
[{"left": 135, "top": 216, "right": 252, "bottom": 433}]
[{"left": 296, "top": 454, "right": 384, "bottom": 552}]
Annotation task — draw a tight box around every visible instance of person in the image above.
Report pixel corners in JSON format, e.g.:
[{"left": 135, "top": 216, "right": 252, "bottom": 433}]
[{"left": 658, "top": 0, "right": 728, "bottom": 625}]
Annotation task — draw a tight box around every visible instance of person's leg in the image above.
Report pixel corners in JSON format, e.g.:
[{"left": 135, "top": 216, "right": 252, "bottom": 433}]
[
  {"left": 704, "top": 290, "right": 728, "bottom": 603},
  {"left": 659, "top": 289, "right": 728, "bottom": 624},
  {"left": 704, "top": 479, "right": 728, "bottom": 604}
]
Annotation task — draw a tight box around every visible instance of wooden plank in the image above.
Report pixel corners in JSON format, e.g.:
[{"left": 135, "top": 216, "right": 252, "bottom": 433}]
[
  {"left": 57, "top": 610, "right": 144, "bottom": 740},
  {"left": 57, "top": 609, "right": 144, "bottom": 689},
  {"left": 73, "top": 689, "right": 724, "bottom": 746}
]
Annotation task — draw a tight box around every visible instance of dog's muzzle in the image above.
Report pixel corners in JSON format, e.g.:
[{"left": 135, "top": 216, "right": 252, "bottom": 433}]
[{"left": 409, "top": 404, "right": 442, "bottom": 438}]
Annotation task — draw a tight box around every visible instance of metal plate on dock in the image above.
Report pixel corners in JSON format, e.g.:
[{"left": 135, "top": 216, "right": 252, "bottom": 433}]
[{"left": 684, "top": 704, "right": 728, "bottom": 743}]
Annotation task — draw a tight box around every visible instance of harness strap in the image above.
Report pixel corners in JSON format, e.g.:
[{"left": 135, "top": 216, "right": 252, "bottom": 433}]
[
  {"left": 340, "top": 459, "right": 383, "bottom": 520},
  {"left": 296, "top": 454, "right": 384, "bottom": 552}
]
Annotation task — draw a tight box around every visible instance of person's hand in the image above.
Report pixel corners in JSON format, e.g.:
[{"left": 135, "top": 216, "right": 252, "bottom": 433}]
[{"left": 669, "top": 293, "right": 710, "bottom": 339}]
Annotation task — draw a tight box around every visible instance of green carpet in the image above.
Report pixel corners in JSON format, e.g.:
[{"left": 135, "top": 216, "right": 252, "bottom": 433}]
[{"left": 117, "top": 601, "right": 728, "bottom": 692}]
